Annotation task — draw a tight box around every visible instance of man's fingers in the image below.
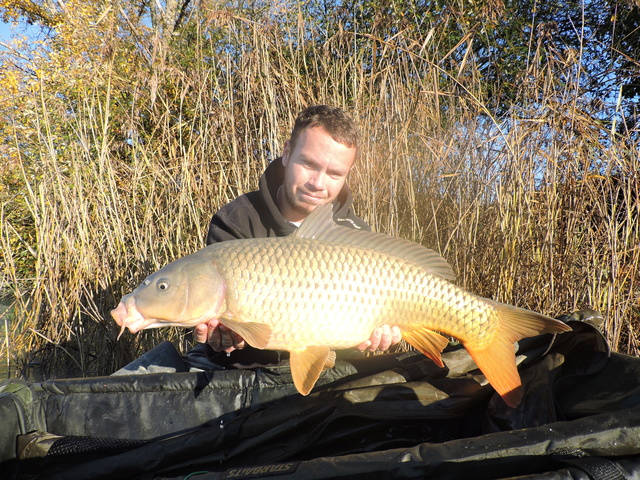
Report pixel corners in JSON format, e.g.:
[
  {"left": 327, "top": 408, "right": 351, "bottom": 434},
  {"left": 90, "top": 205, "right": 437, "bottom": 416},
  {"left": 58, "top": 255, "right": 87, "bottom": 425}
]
[
  {"left": 219, "top": 325, "right": 235, "bottom": 351},
  {"left": 377, "top": 325, "right": 392, "bottom": 351},
  {"left": 215, "top": 325, "right": 246, "bottom": 353},
  {"left": 194, "top": 324, "right": 208, "bottom": 344},
  {"left": 230, "top": 330, "right": 246, "bottom": 350},
  {"left": 365, "top": 328, "right": 383, "bottom": 352},
  {"left": 208, "top": 325, "right": 223, "bottom": 352},
  {"left": 391, "top": 326, "right": 402, "bottom": 345},
  {"left": 358, "top": 325, "right": 402, "bottom": 352}
]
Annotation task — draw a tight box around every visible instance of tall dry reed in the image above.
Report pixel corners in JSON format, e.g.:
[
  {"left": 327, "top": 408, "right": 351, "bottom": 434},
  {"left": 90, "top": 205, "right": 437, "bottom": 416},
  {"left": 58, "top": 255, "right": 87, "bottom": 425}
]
[{"left": 0, "top": 7, "right": 638, "bottom": 379}]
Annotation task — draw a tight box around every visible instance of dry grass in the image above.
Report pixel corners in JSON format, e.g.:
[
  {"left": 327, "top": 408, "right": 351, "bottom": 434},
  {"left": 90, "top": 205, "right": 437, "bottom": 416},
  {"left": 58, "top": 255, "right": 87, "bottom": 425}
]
[{"left": 0, "top": 9, "right": 638, "bottom": 379}]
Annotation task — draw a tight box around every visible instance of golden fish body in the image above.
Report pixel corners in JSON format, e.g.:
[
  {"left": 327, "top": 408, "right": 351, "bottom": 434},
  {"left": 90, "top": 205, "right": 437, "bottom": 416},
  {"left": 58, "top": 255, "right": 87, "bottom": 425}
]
[
  {"left": 217, "top": 237, "right": 493, "bottom": 351},
  {"left": 111, "top": 204, "right": 570, "bottom": 407}
]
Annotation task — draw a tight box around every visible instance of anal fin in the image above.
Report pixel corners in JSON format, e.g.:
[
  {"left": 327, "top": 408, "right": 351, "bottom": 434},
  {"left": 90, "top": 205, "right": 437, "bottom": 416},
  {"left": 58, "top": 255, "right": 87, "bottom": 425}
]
[
  {"left": 402, "top": 328, "right": 449, "bottom": 368},
  {"left": 289, "top": 346, "right": 332, "bottom": 396},
  {"left": 465, "top": 337, "right": 523, "bottom": 408}
]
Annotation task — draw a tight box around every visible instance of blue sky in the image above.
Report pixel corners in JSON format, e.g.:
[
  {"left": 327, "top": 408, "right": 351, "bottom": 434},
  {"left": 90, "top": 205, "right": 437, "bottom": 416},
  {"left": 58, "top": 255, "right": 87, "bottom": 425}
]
[
  {"left": 0, "top": 19, "right": 40, "bottom": 44},
  {"left": 0, "top": 21, "right": 13, "bottom": 43}
]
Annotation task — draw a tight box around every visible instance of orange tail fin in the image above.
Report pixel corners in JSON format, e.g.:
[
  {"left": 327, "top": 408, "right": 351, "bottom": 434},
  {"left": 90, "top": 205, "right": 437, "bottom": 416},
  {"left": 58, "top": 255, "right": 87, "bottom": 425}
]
[{"left": 465, "top": 304, "right": 571, "bottom": 407}]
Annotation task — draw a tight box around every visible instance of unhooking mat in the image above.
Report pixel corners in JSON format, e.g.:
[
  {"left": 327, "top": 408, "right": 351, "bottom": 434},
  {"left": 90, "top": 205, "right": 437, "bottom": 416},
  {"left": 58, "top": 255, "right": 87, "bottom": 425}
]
[{"left": 1, "top": 311, "right": 640, "bottom": 480}]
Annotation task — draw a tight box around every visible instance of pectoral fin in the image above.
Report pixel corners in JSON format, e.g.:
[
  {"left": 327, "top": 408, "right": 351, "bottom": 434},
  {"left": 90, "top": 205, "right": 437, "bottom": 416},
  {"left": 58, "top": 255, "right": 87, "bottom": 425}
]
[
  {"left": 289, "top": 346, "right": 333, "bottom": 395},
  {"left": 218, "top": 315, "right": 272, "bottom": 349},
  {"left": 402, "top": 328, "right": 450, "bottom": 368}
]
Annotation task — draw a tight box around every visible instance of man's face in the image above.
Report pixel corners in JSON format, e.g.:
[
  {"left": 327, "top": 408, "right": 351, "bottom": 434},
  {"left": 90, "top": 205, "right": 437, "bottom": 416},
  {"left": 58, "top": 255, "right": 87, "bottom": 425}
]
[{"left": 279, "top": 126, "right": 356, "bottom": 223}]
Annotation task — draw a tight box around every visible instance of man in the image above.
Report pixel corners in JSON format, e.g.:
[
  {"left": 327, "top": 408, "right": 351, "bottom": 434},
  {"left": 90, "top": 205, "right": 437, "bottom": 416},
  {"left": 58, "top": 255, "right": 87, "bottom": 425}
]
[{"left": 192, "top": 105, "right": 401, "bottom": 364}]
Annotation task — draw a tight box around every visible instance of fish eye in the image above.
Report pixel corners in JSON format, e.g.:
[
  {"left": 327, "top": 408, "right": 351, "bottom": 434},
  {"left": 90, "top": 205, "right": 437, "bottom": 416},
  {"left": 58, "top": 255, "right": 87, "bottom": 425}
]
[{"left": 157, "top": 280, "right": 170, "bottom": 291}]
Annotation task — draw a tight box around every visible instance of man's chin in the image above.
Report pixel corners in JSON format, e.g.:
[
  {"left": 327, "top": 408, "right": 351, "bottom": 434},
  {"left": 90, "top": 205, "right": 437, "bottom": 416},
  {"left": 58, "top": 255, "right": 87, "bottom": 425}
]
[
  {"left": 298, "top": 202, "right": 328, "bottom": 216},
  {"left": 282, "top": 190, "right": 330, "bottom": 221}
]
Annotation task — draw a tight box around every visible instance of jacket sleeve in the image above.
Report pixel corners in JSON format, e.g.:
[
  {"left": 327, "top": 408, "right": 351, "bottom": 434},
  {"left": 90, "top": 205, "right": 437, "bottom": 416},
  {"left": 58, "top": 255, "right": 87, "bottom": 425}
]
[
  {"left": 206, "top": 212, "right": 247, "bottom": 244},
  {"left": 205, "top": 193, "right": 269, "bottom": 245}
]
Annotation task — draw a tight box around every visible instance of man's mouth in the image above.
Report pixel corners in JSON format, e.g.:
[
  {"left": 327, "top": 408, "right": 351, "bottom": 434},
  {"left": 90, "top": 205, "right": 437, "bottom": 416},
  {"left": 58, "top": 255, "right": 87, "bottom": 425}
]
[{"left": 299, "top": 192, "right": 325, "bottom": 204}]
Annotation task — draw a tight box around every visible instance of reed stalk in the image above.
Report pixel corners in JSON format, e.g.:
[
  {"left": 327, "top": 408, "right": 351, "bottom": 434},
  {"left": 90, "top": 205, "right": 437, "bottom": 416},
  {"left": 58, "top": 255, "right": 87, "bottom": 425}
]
[{"left": 0, "top": 9, "right": 637, "bottom": 379}]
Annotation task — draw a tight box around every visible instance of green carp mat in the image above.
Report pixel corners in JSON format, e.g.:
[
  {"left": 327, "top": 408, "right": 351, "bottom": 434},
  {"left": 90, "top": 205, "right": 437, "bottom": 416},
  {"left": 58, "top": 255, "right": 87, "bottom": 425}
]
[{"left": 1, "top": 313, "right": 639, "bottom": 480}]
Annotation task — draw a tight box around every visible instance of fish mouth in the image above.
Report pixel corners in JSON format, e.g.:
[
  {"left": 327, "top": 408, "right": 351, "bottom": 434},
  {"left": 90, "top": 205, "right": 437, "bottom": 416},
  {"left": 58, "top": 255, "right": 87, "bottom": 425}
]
[
  {"left": 110, "top": 297, "right": 152, "bottom": 338},
  {"left": 110, "top": 295, "right": 224, "bottom": 339}
]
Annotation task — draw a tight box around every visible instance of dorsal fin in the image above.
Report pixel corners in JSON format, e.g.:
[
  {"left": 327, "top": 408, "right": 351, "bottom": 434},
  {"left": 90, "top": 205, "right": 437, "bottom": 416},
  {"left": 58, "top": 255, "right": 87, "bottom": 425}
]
[
  {"left": 293, "top": 204, "right": 456, "bottom": 281},
  {"left": 293, "top": 203, "right": 343, "bottom": 239}
]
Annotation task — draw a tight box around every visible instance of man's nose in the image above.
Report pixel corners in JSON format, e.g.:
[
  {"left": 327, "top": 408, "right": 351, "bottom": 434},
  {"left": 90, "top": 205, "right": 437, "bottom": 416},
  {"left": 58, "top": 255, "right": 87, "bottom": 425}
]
[{"left": 309, "top": 172, "right": 325, "bottom": 189}]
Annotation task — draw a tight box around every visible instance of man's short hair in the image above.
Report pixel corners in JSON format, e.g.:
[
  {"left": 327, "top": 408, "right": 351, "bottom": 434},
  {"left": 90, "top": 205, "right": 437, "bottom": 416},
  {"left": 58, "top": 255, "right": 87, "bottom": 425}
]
[{"left": 289, "top": 105, "right": 359, "bottom": 156}]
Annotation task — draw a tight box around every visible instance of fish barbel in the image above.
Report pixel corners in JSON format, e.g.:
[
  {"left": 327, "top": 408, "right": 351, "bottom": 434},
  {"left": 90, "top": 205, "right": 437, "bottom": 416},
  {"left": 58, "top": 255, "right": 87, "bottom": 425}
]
[{"left": 111, "top": 204, "right": 571, "bottom": 406}]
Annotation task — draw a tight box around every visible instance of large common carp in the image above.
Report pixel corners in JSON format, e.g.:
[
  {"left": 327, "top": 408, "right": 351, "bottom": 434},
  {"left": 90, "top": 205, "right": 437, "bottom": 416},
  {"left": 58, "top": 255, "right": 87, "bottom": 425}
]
[{"left": 111, "top": 204, "right": 570, "bottom": 407}]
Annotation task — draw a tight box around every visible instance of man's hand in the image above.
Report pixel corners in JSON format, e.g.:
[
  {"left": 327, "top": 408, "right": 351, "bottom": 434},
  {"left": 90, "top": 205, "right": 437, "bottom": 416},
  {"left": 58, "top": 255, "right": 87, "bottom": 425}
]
[
  {"left": 357, "top": 325, "right": 402, "bottom": 352},
  {"left": 194, "top": 319, "right": 246, "bottom": 353}
]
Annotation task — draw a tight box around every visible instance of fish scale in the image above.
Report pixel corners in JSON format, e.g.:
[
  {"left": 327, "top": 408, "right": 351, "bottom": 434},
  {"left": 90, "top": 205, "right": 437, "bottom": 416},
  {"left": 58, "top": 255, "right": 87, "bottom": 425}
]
[
  {"left": 213, "top": 237, "right": 497, "bottom": 351},
  {"left": 111, "top": 204, "right": 571, "bottom": 406}
]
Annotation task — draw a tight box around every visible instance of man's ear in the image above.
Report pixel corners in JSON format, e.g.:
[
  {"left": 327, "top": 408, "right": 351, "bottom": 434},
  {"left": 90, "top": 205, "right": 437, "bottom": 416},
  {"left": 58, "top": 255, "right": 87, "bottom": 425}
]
[{"left": 281, "top": 140, "right": 291, "bottom": 166}]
